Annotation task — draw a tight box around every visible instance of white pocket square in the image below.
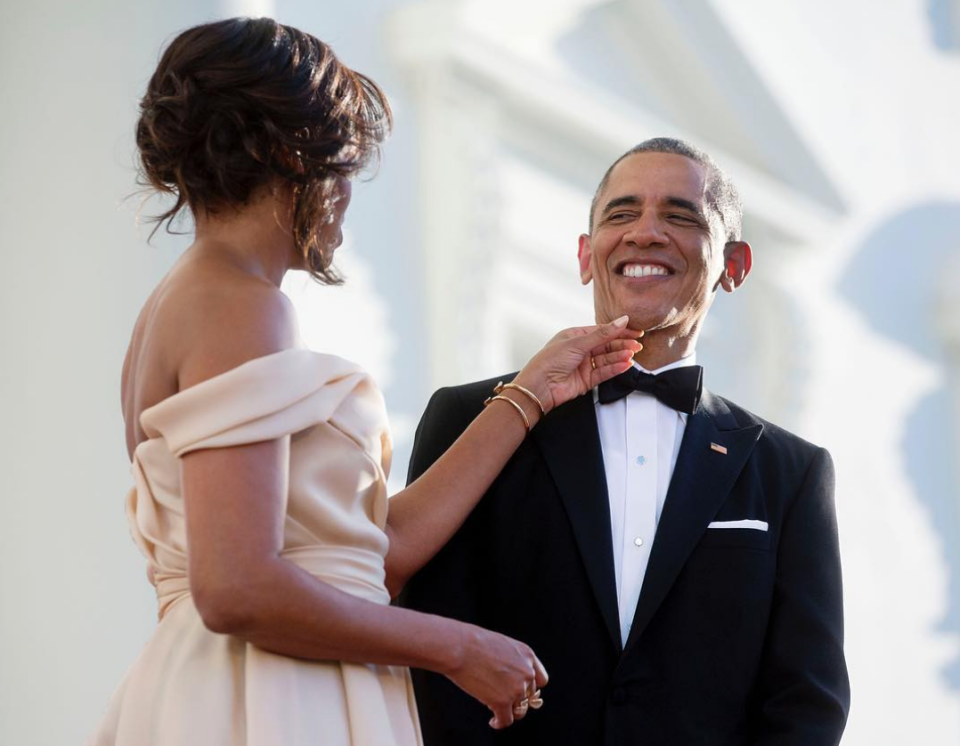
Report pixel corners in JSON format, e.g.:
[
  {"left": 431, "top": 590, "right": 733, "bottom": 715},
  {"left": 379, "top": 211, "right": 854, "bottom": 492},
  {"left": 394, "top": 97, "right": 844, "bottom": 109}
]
[{"left": 707, "top": 519, "right": 769, "bottom": 532}]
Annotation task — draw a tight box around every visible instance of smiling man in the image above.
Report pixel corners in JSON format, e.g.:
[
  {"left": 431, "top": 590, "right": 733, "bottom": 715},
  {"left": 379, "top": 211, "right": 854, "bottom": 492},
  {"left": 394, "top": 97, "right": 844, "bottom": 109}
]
[{"left": 401, "top": 138, "right": 850, "bottom": 746}]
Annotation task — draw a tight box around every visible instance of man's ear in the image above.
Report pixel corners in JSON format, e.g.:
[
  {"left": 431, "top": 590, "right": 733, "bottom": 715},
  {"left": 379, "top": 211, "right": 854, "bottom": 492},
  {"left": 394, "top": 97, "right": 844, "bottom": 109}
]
[
  {"left": 578, "top": 234, "right": 593, "bottom": 285},
  {"left": 720, "top": 241, "right": 752, "bottom": 292}
]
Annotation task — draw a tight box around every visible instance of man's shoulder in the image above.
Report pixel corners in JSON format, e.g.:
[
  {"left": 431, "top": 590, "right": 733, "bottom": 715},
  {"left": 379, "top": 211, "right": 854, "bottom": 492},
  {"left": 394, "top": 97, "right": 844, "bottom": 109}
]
[
  {"left": 708, "top": 390, "right": 828, "bottom": 464},
  {"left": 430, "top": 372, "right": 520, "bottom": 411},
  {"left": 409, "top": 373, "right": 523, "bottom": 477}
]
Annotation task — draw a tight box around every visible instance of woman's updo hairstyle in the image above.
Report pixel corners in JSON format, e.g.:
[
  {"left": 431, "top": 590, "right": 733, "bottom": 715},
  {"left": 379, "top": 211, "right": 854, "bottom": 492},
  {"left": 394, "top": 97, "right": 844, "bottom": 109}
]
[{"left": 136, "top": 17, "right": 391, "bottom": 283}]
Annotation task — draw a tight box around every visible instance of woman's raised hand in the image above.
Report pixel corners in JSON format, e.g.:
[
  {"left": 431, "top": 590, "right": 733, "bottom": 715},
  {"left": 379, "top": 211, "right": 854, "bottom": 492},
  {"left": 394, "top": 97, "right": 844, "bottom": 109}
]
[{"left": 512, "top": 315, "right": 643, "bottom": 417}]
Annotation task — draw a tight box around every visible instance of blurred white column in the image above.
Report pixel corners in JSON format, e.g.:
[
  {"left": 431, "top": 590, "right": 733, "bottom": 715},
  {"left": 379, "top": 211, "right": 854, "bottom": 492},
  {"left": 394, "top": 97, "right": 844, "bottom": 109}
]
[{"left": 388, "top": 2, "right": 509, "bottom": 388}]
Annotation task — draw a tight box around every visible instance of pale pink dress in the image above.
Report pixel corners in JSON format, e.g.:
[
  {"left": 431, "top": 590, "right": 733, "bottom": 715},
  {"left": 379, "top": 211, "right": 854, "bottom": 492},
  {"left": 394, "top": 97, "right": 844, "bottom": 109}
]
[{"left": 88, "top": 349, "right": 423, "bottom": 746}]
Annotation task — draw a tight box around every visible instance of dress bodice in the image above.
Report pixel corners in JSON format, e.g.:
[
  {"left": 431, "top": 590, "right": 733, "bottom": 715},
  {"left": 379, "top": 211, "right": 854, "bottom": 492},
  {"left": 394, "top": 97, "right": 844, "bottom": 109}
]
[{"left": 126, "top": 349, "right": 394, "bottom": 617}]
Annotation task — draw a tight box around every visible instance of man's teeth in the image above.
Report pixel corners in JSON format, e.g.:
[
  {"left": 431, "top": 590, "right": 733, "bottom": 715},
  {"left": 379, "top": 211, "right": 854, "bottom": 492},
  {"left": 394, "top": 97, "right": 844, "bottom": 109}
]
[{"left": 622, "top": 264, "right": 670, "bottom": 278}]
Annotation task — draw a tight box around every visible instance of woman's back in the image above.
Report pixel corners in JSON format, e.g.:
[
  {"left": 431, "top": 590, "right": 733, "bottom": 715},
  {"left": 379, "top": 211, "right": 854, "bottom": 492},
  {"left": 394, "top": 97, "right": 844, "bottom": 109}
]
[{"left": 121, "top": 243, "right": 297, "bottom": 458}]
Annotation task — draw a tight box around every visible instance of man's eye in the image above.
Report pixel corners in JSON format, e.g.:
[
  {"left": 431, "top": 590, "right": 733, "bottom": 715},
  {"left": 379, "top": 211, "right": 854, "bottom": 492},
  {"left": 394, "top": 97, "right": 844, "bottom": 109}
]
[
  {"left": 668, "top": 214, "right": 697, "bottom": 224},
  {"left": 608, "top": 212, "right": 632, "bottom": 221}
]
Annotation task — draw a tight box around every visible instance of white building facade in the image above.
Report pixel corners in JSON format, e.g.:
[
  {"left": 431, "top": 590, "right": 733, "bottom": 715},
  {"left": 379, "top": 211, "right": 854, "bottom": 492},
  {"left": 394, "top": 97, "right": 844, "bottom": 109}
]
[{"left": 1, "top": 0, "right": 958, "bottom": 743}]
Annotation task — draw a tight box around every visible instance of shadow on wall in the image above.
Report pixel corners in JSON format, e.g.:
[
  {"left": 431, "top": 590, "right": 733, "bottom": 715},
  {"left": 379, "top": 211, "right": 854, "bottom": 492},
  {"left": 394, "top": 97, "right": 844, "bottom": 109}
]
[{"left": 838, "top": 201, "right": 960, "bottom": 690}]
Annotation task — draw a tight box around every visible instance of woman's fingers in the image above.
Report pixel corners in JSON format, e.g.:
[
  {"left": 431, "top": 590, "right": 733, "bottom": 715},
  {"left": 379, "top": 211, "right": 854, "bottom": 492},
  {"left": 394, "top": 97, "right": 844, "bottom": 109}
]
[
  {"left": 586, "top": 341, "right": 642, "bottom": 387},
  {"left": 489, "top": 703, "right": 515, "bottom": 730},
  {"left": 567, "top": 316, "right": 634, "bottom": 352},
  {"left": 513, "top": 319, "right": 644, "bottom": 414},
  {"left": 534, "top": 657, "right": 549, "bottom": 690},
  {"left": 572, "top": 325, "right": 644, "bottom": 360},
  {"left": 487, "top": 657, "right": 548, "bottom": 730},
  {"left": 588, "top": 350, "right": 635, "bottom": 388},
  {"left": 589, "top": 349, "right": 636, "bottom": 371},
  {"left": 590, "top": 337, "right": 643, "bottom": 358},
  {"left": 588, "top": 329, "right": 644, "bottom": 357},
  {"left": 512, "top": 700, "right": 530, "bottom": 721}
]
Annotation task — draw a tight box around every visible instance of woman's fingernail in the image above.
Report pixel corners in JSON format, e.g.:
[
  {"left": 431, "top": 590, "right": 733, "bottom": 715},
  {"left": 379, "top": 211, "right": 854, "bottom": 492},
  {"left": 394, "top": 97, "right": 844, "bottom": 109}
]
[
  {"left": 613, "top": 315, "right": 629, "bottom": 327},
  {"left": 637, "top": 330, "right": 645, "bottom": 338}
]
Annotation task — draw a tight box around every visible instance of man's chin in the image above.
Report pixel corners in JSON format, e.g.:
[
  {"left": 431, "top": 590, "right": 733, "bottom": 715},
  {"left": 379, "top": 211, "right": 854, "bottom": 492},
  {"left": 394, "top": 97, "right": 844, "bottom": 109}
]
[{"left": 619, "top": 310, "right": 672, "bottom": 332}]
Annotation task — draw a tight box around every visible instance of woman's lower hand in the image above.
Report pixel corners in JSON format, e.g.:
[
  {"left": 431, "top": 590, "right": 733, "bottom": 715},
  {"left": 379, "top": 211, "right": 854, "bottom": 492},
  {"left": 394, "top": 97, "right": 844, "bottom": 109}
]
[
  {"left": 443, "top": 623, "right": 549, "bottom": 730},
  {"left": 512, "top": 315, "right": 643, "bottom": 416}
]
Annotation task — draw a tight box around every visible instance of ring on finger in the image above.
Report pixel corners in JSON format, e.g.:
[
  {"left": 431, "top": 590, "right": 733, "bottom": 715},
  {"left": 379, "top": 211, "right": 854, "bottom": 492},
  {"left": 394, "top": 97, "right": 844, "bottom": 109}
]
[{"left": 590, "top": 356, "right": 597, "bottom": 370}]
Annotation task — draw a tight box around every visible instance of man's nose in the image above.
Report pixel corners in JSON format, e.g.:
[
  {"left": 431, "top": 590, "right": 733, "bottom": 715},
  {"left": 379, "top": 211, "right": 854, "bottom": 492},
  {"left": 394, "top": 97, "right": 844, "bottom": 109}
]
[{"left": 623, "top": 213, "right": 668, "bottom": 246}]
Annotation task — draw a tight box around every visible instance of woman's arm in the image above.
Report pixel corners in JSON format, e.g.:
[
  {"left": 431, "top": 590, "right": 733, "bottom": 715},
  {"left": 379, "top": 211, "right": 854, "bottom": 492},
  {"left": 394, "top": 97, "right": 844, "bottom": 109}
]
[
  {"left": 383, "top": 321, "right": 642, "bottom": 596},
  {"left": 184, "top": 436, "right": 546, "bottom": 728},
  {"left": 176, "top": 283, "right": 553, "bottom": 729}
]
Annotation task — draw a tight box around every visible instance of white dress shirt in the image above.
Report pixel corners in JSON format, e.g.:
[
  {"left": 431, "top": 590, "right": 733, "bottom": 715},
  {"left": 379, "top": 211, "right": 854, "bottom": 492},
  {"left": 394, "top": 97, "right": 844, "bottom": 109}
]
[{"left": 594, "top": 353, "right": 698, "bottom": 647}]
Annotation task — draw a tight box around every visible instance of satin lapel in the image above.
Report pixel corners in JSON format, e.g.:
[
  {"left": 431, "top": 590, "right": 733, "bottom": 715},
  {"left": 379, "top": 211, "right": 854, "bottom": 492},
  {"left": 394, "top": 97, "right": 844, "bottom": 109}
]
[
  {"left": 532, "top": 393, "right": 621, "bottom": 652},
  {"left": 622, "top": 390, "right": 763, "bottom": 654}
]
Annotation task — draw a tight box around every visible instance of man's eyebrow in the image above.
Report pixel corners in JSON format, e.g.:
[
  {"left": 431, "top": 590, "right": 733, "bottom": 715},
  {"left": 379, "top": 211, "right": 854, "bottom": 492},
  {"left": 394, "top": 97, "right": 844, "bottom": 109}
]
[
  {"left": 601, "top": 195, "right": 642, "bottom": 215},
  {"left": 665, "top": 197, "right": 708, "bottom": 222},
  {"left": 601, "top": 195, "right": 709, "bottom": 224}
]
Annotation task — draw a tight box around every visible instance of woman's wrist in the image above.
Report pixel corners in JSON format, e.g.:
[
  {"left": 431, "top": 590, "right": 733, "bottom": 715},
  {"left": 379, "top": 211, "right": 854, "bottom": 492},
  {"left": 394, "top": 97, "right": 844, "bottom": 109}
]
[
  {"left": 482, "top": 377, "right": 545, "bottom": 433},
  {"left": 510, "top": 371, "right": 552, "bottom": 416},
  {"left": 499, "top": 388, "right": 542, "bottom": 428},
  {"left": 429, "top": 618, "right": 470, "bottom": 676}
]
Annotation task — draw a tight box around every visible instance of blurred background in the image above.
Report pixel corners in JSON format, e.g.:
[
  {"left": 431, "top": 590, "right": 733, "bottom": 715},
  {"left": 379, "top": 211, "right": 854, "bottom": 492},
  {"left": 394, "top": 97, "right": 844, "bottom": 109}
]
[{"left": 2, "top": 0, "right": 959, "bottom": 743}]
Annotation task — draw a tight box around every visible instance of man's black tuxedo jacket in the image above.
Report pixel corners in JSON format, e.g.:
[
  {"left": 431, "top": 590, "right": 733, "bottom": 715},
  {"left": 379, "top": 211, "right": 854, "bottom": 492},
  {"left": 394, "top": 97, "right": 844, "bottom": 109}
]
[{"left": 400, "top": 374, "right": 850, "bottom": 746}]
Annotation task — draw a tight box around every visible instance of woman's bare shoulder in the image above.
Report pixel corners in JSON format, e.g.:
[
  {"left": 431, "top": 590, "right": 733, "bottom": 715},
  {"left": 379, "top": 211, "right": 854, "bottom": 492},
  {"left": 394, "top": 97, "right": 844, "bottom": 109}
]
[
  {"left": 164, "top": 262, "right": 300, "bottom": 390},
  {"left": 122, "top": 256, "right": 300, "bottom": 447}
]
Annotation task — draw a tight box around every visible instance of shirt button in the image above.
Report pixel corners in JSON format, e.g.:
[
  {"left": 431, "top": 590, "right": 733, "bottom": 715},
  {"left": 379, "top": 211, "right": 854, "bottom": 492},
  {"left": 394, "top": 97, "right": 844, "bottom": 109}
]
[
  {"left": 636, "top": 455, "right": 646, "bottom": 466},
  {"left": 634, "top": 537, "right": 644, "bottom": 547},
  {"left": 611, "top": 687, "right": 628, "bottom": 706}
]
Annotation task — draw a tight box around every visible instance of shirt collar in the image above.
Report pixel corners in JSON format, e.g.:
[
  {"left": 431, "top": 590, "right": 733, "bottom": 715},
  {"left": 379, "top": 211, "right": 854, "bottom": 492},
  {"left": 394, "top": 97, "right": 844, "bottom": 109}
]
[{"left": 634, "top": 351, "right": 698, "bottom": 376}]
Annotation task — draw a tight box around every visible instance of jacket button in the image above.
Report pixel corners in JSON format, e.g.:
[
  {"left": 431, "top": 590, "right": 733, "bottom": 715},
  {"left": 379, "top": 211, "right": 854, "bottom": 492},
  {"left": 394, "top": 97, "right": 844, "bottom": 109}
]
[{"left": 611, "top": 687, "right": 628, "bottom": 706}]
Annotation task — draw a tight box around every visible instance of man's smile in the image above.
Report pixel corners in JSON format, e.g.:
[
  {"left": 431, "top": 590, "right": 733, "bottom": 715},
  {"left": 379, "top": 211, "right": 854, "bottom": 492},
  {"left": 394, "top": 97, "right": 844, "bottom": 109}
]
[{"left": 614, "top": 261, "right": 676, "bottom": 281}]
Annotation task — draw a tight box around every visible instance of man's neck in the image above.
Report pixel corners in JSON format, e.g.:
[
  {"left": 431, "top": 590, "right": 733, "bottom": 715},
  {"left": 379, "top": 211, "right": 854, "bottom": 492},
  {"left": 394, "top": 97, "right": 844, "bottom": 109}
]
[{"left": 630, "top": 330, "right": 698, "bottom": 371}]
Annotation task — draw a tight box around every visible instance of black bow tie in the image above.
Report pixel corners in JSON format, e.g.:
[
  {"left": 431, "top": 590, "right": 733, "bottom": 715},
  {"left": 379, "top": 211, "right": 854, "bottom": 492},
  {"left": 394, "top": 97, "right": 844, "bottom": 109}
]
[{"left": 597, "top": 365, "right": 703, "bottom": 414}]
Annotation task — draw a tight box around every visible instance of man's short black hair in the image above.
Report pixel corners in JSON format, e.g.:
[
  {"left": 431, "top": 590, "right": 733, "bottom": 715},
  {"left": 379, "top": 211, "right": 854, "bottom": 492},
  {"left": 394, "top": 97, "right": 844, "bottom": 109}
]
[{"left": 589, "top": 137, "right": 743, "bottom": 242}]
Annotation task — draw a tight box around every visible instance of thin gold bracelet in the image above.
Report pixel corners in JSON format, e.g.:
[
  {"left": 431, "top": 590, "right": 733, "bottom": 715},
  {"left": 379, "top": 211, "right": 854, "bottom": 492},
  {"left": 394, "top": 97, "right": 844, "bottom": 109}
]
[
  {"left": 483, "top": 394, "right": 531, "bottom": 433},
  {"left": 495, "top": 381, "right": 546, "bottom": 417}
]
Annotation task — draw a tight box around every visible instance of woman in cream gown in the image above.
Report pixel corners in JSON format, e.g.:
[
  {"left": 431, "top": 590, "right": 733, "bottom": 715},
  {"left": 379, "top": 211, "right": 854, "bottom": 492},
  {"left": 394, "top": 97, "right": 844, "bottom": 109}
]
[
  {"left": 88, "top": 17, "right": 642, "bottom": 746},
  {"left": 98, "top": 350, "right": 419, "bottom": 744}
]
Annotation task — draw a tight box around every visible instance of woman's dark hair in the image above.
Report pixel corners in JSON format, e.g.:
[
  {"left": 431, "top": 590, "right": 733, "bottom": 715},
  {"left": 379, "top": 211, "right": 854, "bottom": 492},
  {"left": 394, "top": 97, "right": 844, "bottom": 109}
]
[{"left": 136, "top": 17, "right": 391, "bottom": 283}]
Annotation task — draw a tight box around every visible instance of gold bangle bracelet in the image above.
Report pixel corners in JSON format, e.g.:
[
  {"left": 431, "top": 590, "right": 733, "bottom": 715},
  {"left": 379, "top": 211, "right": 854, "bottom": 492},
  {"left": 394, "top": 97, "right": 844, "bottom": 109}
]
[
  {"left": 495, "top": 381, "right": 546, "bottom": 417},
  {"left": 483, "top": 394, "right": 531, "bottom": 433}
]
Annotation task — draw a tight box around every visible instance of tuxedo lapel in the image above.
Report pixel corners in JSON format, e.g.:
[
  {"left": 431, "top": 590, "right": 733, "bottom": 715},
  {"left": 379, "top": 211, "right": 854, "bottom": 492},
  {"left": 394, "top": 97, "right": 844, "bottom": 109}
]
[
  {"left": 622, "top": 390, "right": 763, "bottom": 654},
  {"left": 532, "top": 393, "right": 621, "bottom": 652}
]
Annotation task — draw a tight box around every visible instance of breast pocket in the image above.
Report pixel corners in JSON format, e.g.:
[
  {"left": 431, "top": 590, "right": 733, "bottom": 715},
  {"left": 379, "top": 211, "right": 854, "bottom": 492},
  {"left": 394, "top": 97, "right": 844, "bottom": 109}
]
[{"left": 697, "top": 526, "right": 771, "bottom": 551}]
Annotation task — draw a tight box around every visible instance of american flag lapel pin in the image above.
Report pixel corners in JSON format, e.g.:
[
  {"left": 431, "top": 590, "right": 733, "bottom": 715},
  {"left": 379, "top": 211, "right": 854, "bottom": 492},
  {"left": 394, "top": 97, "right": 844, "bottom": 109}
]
[{"left": 710, "top": 442, "right": 728, "bottom": 455}]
